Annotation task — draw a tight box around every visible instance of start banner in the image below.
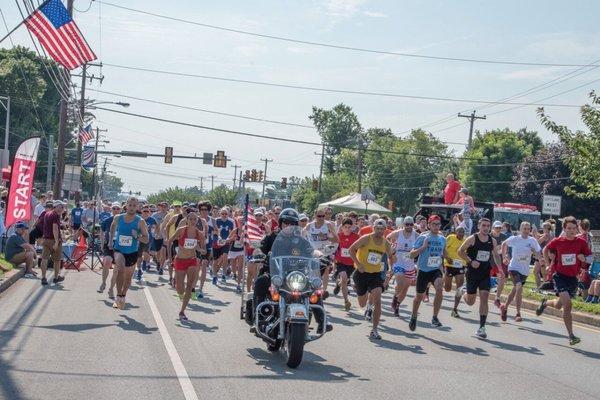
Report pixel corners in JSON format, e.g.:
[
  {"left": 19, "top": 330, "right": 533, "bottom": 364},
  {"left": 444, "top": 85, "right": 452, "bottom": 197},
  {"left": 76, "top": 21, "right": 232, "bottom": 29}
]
[{"left": 5, "top": 137, "right": 41, "bottom": 227}]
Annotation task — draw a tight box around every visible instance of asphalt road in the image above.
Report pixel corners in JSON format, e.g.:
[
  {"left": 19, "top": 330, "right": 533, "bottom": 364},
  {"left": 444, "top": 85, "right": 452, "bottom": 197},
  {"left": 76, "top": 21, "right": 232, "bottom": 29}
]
[{"left": 1, "top": 264, "right": 599, "bottom": 400}]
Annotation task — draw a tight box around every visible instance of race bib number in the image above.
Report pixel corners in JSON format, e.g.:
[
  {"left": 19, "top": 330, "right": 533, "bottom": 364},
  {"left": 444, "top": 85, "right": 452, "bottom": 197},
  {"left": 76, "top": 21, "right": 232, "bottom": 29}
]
[
  {"left": 341, "top": 248, "right": 350, "bottom": 257},
  {"left": 453, "top": 259, "right": 463, "bottom": 269},
  {"left": 367, "top": 252, "right": 382, "bottom": 265},
  {"left": 561, "top": 253, "right": 576, "bottom": 266},
  {"left": 476, "top": 250, "right": 490, "bottom": 262},
  {"left": 118, "top": 235, "right": 132, "bottom": 247},
  {"left": 517, "top": 253, "right": 530, "bottom": 264},
  {"left": 401, "top": 251, "right": 413, "bottom": 260},
  {"left": 184, "top": 238, "right": 197, "bottom": 249},
  {"left": 427, "top": 256, "right": 441, "bottom": 268},
  {"left": 217, "top": 239, "right": 227, "bottom": 247},
  {"left": 234, "top": 240, "right": 243, "bottom": 248}
]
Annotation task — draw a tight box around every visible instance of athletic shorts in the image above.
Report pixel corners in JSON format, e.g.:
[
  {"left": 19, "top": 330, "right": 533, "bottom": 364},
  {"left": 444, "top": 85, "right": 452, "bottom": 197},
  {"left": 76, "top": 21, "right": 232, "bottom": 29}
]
[
  {"left": 102, "top": 244, "right": 114, "bottom": 259},
  {"left": 138, "top": 242, "right": 149, "bottom": 256},
  {"left": 444, "top": 265, "right": 465, "bottom": 277},
  {"left": 509, "top": 270, "right": 528, "bottom": 286},
  {"left": 353, "top": 271, "right": 384, "bottom": 296},
  {"left": 466, "top": 267, "right": 491, "bottom": 294},
  {"left": 213, "top": 245, "right": 230, "bottom": 259},
  {"left": 334, "top": 263, "right": 355, "bottom": 279},
  {"left": 115, "top": 251, "right": 138, "bottom": 267},
  {"left": 152, "top": 239, "right": 164, "bottom": 252},
  {"left": 416, "top": 269, "right": 442, "bottom": 294},
  {"left": 174, "top": 257, "right": 198, "bottom": 271},
  {"left": 393, "top": 264, "right": 416, "bottom": 276},
  {"left": 553, "top": 273, "right": 578, "bottom": 298},
  {"left": 228, "top": 249, "right": 245, "bottom": 259}
]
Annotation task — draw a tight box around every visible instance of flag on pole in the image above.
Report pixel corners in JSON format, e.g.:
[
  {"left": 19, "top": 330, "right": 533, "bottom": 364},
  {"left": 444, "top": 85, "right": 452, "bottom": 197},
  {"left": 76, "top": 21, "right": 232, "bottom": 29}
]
[
  {"left": 24, "top": 0, "right": 97, "bottom": 70},
  {"left": 5, "top": 137, "right": 41, "bottom": 227},
  {"left": 245, "top": 198, "right": 264, "bottom": 243},
  {"left": 79, "top": 123, "right": 94, "bottom": 145},
  {"left": 82, "top": 145, "right": 95, "bottom": 171}
]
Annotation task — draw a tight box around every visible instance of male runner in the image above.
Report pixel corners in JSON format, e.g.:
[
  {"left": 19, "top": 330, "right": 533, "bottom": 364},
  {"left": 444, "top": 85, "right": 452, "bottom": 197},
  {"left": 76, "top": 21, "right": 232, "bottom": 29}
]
[
  {"left": 491, "top": 220, "right": 509, "bottom": 308},
  {"left": 108, "top": 197, "right": 149, "bottom": 310},
  {"left": 458, "top": 218, "right": 501, "bottom": 339},
  {"left": 151, "top": 202, "right": 168, "bottom": 275},
  {"left": 444, "top": 226, "right": 466, "bottom": 318},
  {"left": 536, "top": 216, "right": 592, "bottom": 345},
  {"left": 305, "top": 208, "right": 339, "bottom": 298},
  {"left": 212, "top": 207, "right": 235, "bottom": 284},
  {"left": 136, "top": 205, "right": 157, "bottom": 281},
  {"left": 98, "top": 202, "right": 121, "bottom": 297},
  {"left": 333, "top": 217, "right": 360, "bottom": 310},
  {"left": 349, "top": 219, "right": 394, "bottom": 340},
  {"left": 409, "top": 215, "right": 446, "bottom": 330},
  {"left": 196, "top": 201, "right": 213, "bottom": 298},
  {"left": 387, "top": 216, "right": 418, "bottom": 316}
]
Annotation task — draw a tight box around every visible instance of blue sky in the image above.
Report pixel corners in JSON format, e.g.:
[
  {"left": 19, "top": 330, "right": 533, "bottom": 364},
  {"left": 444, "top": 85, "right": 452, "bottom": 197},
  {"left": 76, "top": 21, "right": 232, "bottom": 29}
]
[{"left": 2, "top": 0, "right": 600, "bottom": 195}]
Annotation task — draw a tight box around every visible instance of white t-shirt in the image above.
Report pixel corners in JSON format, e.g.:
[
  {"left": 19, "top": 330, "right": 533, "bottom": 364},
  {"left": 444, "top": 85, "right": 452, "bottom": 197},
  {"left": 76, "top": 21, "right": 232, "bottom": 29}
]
[{"left": 505, "top": 235, "right": 541, "bottom": 275}]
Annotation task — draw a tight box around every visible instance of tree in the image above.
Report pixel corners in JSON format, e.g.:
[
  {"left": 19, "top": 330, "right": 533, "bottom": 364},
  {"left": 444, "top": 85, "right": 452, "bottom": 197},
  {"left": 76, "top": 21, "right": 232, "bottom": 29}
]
[
  {"left": 538, "top": 91, "right": 600, "bottom": 199},
  {"left": 147, "top": 186, "right": 203, "bottom": 205},
  {"left": 461, "top": 128, "right": 541, "bottom": 202}
]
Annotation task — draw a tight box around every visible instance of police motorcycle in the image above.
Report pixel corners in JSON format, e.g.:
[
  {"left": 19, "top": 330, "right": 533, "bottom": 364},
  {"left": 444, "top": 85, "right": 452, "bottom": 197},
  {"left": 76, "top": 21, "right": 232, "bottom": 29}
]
[{"left": 242, "top": 224, "right": 327, "bottom": 368}]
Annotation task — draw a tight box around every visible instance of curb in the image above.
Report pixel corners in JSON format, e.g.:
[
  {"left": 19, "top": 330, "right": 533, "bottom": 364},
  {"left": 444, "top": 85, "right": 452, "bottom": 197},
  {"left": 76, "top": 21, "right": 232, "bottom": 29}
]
[
  {"left": 492, "top": 292, "right": 600, "bottom": 329},
  {"left": 0, "top": 267, "right": 24, "bottom": 295}
]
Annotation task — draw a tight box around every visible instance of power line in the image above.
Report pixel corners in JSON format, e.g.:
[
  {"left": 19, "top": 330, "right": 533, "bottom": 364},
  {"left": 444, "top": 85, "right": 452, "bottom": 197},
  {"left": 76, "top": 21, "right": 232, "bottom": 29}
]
[
  {"left": 102, "top": 63, "right": 583, "bottom": 108},
  {"left": 96, "top": 0, "right": 600, "bottom": 68}
]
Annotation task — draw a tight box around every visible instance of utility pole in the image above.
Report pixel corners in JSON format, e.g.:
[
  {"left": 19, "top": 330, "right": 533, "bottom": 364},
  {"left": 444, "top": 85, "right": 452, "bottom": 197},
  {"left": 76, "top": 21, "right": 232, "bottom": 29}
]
[
  {"left": 315, "top": 143, "right": 325, "bottom": 199},
  {"left": 210, "top": 175, "right": 215, "bottom": 191},
  {"left": 199, "top": 177, "right": 204, "bottom": 192},
  {"left": 53, "top": 0, "right": 74, "bottom": 199},
  {"left": 232, "top": 164, "right": 241, "bottom": 189},
  {"left": 46, "top": 134, "right": 53, "bottom": 191},
  {"left": 458, "top": 110, "right": 486, "bottom": 150},
  {"left": 2, "top": 95, "right": 9, "bottom": 150},
  {"left": 260, "top": 158, "right": 272, "bottom": 203},
  {"left": 76, "top": 63, "right": 87, "bottom": 167},
  {"left": 238, "top": 170, "right": 243, "bottom": 195},
  {"left": 99, "top": 158, "right": 107, "bottom": 199}
]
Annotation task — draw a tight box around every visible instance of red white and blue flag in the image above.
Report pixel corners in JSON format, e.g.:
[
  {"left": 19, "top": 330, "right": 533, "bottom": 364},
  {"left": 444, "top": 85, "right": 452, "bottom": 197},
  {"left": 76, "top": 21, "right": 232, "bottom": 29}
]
[
  {"left": 244, "top": 195, "right": 263, "bottom": 242},
  {"left": 82, "top": 145, "right": 95, "bottom": 171},
  {"left": 25, "top": 0, "right": 96, "bottom": 70},
  {"left": 79, "top": 123, "right": 94, "bottom": 145}
]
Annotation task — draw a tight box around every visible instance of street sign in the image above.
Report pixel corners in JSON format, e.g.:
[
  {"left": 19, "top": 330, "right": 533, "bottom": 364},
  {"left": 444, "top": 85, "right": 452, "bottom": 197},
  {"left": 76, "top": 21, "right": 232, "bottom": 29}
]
[
  {"left": 203, "top": 153, "right": 213, "bottom": 165},
  {"left": 164, "top": 146, "right": 173, "bottom": 164},
  {"left": 542, "top": 195, "right": 562, "bottom": 216},
  {"left": 121, "top": 151, "right": 148, "bottom": 158},
  {"left": 62, "top": 164, "right": 81, "bottom": 192}
]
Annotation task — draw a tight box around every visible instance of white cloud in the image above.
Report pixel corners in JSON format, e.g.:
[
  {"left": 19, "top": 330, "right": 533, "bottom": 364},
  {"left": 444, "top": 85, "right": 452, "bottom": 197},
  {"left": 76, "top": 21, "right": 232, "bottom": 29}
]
[
  {"left": 363, "top": 11, "right": 388, "bottom": 18},
  {"left": 321, "top": 0, "right": 367, "bottom": 18}
]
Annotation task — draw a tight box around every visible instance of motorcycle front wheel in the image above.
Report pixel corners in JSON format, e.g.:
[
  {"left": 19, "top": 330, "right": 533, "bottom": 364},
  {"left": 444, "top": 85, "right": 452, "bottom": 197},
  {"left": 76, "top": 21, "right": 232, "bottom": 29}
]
[{"left": 285, "top": 323, "right": 306, "bottom": 368}]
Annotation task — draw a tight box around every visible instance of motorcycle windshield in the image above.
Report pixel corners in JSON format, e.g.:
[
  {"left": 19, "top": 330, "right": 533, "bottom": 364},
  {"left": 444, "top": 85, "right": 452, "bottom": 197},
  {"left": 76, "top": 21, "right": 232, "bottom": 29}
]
[{"left": 269, "top": 226, "right": 320, "bottom": 278}]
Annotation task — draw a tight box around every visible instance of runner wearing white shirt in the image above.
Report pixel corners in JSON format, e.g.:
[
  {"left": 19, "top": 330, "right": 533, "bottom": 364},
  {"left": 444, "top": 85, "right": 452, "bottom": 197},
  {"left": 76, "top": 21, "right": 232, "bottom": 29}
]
[{"left": 500, "top": 222, "right": 541, "bottom": 322}]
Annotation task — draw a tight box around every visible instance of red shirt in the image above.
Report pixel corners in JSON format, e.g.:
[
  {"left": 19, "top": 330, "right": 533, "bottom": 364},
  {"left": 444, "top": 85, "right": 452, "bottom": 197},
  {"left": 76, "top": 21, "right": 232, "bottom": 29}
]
[
  {"left": 42, "top": 211, "right": 61, "bottom": 240},
  {"left": 545, "top": 236, "right": 591, "bottom": 277},
  {"left": 335, "top": 231, "right": 360, "bottom": 265},
  {"left": 444, "top": 180, "right": 461, "bottom": 204}
]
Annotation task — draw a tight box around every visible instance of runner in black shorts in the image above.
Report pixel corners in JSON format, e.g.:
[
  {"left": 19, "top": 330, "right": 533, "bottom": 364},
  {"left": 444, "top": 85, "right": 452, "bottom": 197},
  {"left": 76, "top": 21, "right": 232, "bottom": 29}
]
[{"left": 458, "top": 218, "right": 500, "bottom": 339}]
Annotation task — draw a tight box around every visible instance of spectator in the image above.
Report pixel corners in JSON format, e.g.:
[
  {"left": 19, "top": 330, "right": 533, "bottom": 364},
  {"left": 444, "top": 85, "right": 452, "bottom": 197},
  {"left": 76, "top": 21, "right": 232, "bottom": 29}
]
[
  {"left": 4, "top": 221, "right": 37, "bottom": 277},
  {"left": 444, "top": 173, "right": 462, "bottom": 205},
  {"left": 82, "top": 201, "right": 99, "bottom": 229},
  {"left": 71, "top": 201, "right": 84, "bottom": 230}
]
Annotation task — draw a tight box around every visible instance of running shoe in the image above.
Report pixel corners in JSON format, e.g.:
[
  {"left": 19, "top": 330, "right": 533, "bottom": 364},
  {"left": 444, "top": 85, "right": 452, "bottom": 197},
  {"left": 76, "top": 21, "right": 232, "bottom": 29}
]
[
  {"left": 569, "top": 334, "right": 581, "bottom": 346},
  {"left": 409, "top": 317, "right": 417, "bottom": 331},
  {"left": 431, "top": 316, "right": 442, "bottom": 327},
  {"left": 221, "top": 275, "right": 226, "bottom": 284},
  {"left": 536, "top": 298, "right": 547, "bottom": 316},
  {"left": 112, "top": 300, "right": 119, "bottom": 309},
  {"left": 212, "top": 276, "right": 218, "bottom": 285},
  {"left": 364, "top": 306, "right": 373, "bottom": 321},
  {"left": 195, "top": 290, "right": 204, "bottom": 300},
  {"left": 500, "top": 304, "right": 508, "bottom": 322},
  {"left": 108, "top": 288, "right": 115, "bottom": 299},
  {"left": 391, "top": 295, "right": 399, "bottom": 314},
  {"left": 179, "top": 312, "right": 188, "bottom": 321},
  {"left": 41, "top": 278, "right": 48, "bottom": 286},
  {"left": 369, "top": 329, "right": 382, "bottom": 340},
  {"left": 136, "top": 269, "right": 142, "bottom": 281},
  {"left": 451, "top": 309, "right": 460, "bottom": 318},
  {"left": 344, "top": 300, "right": 351, "bottom": 311},
  {"left": 515, "top": 314, "right": 522, "bottom": 322},
  {"left": 423, "top": 294, "right": 429, "bottom": 303},
  {"left": 494, "top": 298, "right": 501, "bottom": 309},
  {"left": 236, "top": 285, "right": 242, "bottom": 293},
  {"left": 53, "top": 276, "right": 64, "bottom": 283},
  {"left": 475, "top": 327, "right": 487, "bottom": 339},
  {"left": 118, "top": 297, "right": 125, "bottom": 310},
  {"left": 333, "top": 282, "right": 341, "bottom": 296},
  {"left": 98, "top": 283, "right": 106, "bottom": 293},
  {"left": 157, "top": 268, "right": 164, "bottom": 276}
]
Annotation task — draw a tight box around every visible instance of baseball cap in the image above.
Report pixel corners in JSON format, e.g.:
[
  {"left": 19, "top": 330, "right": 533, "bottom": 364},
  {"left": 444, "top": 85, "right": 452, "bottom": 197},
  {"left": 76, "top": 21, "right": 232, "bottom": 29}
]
[
  {"left": 493, "top": 220, "right": 503, "bottom": 228},
  {"left": 373, "top": 218, "right": 387, "bottom": 227},
  {"left": 45, "top": 200, "right": 54, "bottom": 208},
  {"left": 14, "top": 221, "right": 28, "bottom": 229},
  {"left": 53, "top": 200, "right": 65, "bottom": 207},
  {"left": 172, "top": 201, "right": 182, "bottom": 206},
  {"left": 111, "top": 201, "right": 121, "bottom": 208},
  {"left": 298, "top": 213, "right": 308, "bottom": 221},
  {"left": 428, "top": 215, "right": 441, "bottom": 223},
  {"left": 415, "top": 215, "right": 426, "bottom": 223},
  {"left": 403, "top": 216, "right": 414, "bottom": 225},
  {"left": 182, "top": 201, "right": 190, "bottom": 207}
]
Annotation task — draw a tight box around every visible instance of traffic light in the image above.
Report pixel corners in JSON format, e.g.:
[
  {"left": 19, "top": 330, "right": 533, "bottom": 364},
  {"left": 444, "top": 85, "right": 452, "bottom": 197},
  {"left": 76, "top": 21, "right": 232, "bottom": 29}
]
[
  {"left": 281, "top": 177, "right": 287, "bottom": 189},
  {"left": 251, "top": 169, "right": 258, "bottom": 182},
  {"left": 244, "top": 170, "right": 251, "bottom": 181},
  {"left": 164, "top": 146, "right": 173, "bottom": 164},
  {"left": 312, "top": 179, "right": 319, "bottom": 191},
  {"left": 213, "top": 150, "right": 227, "bottom": 168},
  {"left": 258, "top": 170, "right": 264, "bottom": 182}
]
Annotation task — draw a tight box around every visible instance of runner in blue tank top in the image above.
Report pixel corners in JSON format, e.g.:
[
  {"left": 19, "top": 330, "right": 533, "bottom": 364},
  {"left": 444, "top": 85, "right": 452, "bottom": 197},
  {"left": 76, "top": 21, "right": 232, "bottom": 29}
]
[{"left": 108, "top": 197, "right": 149, "bottom": 310}]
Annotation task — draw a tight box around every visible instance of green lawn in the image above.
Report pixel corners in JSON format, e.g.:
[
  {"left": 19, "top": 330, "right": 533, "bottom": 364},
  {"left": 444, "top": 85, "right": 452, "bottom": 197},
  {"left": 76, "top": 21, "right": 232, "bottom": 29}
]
[
  {"left": 0, "top": 254, "right": 14, "bottom": 278},
  {"left": 501, "top": 271, "right": 600, "bottom": 315}
]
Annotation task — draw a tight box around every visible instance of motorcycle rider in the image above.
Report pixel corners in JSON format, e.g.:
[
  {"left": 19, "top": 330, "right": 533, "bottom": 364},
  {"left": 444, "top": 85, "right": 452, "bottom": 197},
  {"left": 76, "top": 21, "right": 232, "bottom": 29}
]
[{"left": 252, "top": 208, "right": 332, "bottom": 334}]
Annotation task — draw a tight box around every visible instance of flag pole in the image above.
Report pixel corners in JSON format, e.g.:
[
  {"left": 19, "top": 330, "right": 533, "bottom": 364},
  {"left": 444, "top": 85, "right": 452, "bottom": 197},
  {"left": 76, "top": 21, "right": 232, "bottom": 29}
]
[
  {"left": 240, "top": 193, "right": 250, "bottom": 319},
  {"left": 0, "top": 0, "right": 51, "bottom": 44}
]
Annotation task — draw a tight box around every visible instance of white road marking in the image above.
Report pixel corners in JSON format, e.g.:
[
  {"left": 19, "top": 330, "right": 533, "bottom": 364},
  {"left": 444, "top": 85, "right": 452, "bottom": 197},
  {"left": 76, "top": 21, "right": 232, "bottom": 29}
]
[{"left": 143, "top": 286, "right": 199, "bottom": 400}]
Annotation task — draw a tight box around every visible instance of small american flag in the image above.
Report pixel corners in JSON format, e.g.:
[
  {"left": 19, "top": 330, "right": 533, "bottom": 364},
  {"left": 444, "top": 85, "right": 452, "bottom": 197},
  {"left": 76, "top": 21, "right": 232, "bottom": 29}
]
[
  {"left": 25, "top": 0, "right": 97, "bottom": 70},
  {"left": 79, "top": 124, "right": 94, "bottom": 145}
]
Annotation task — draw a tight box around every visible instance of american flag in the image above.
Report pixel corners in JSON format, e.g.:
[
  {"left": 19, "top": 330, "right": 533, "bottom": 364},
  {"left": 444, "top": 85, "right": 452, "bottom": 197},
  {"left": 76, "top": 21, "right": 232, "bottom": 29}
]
[
  {"left": 81, "top": 145, "right": 95, "bottom": 171},
  {"left": 25, "top": 0, "right": 97, "bottom": 70},
  {"left": 79, "top": 124, "right": 94, "bottom": 145},
  {"left": 244, "top": 197, "right": 263, "bottom": 242}
]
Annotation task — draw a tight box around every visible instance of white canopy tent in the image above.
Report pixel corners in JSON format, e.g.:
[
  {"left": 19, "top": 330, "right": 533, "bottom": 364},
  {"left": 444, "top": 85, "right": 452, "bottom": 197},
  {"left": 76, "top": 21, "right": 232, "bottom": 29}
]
[{"left": 318, "top": 193, "right": 393, "bottom": 216}]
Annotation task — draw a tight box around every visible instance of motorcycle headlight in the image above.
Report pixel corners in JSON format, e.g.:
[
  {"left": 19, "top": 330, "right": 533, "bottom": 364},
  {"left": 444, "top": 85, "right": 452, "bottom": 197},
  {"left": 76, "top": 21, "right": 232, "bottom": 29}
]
[
  {"left": 271, "top": 275, "right": 283, "bottom": 288},
  {"left": 286, "top": 271, "right": 307, "bottom": 291},
  {"left": 311, "top": 277, "right": 322, "bottom": 289}
]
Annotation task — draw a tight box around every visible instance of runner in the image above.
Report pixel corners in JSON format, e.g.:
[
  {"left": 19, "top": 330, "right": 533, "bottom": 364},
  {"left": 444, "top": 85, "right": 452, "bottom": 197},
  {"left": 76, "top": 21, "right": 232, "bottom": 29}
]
[
  {"left": 490, "top": 220, "right": 509, "bottom": 308},
  {"left": 443, "top": 226, "right": 466, "bottom": 318},
  {"left": 228, "top": 217, "right": 246, "bottom": 292},
  {"left": 387, "top": 216, "right": 418, "bottom": 317},
  {"left": 408, "top": 215, "right": 446, "bottom": 331},
  {"left": 536, "top": 216, "right": 592, "bottom": 345},
  {"left": 108, "top": 197, "right": 149, "bottom": 310},
  {"left": 458, "top": 188, "right": 475, "bottom": 235},
  {"left": 457, "top": 218, "right": 501, "bottom": 339},
  {"left": 245, "top": 207, "right": 267, "bottom": 293},
  {"left": 333, "top": 217, "right": 360, "bottom": 310},
  {"left": 305, "top": 208, "right": 339, "bottom": 298},
  {"left": 212, "top": 207, "right": 235, "bottom": 285},
  {"left": 165, "top": 202, "right": 187, "bottom": 285},
  {"left": 40, "top": 201, "right": 65, "bottom": 286},
  {"left": 533, "top": 222, "right": 554, "bottom": 289},
  {"left": 500, "top": 222, "right": 541, "bottom": 322},
  {"left": 169, "top": 211, "right": 205, "bottom": 320},
  {"left": 136, "top": 205, "right": 157, "bottom": 281},
  {"left": 151, "top": 202, "right": 168, "bottom": 276},
  {"left": 98, "top": 202, "right": 121, "bottom": 297},
  {"left": 348, "top": 219, "right": 394, "bottom": 340},
  {"left": 195, "top": 201, "right": 213, "bottom": 298}
]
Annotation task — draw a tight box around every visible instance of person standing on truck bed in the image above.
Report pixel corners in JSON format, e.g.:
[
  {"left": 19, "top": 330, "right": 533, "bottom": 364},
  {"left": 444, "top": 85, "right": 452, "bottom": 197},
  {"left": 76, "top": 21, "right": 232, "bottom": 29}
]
[{"left": 444, "top": 173, "right": 462, "bottom": 205}]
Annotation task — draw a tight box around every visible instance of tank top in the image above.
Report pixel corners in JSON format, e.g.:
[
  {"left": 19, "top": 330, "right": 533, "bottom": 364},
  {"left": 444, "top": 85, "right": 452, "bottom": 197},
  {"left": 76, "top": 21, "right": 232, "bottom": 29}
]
[
  {"left": 307, "top": 221, "right": 330, "bottom": 250},
  {"left": 355, "top": 235, "right": 388, "bottom": 273},
  {"left": 114, "top": 214, "right": 142, "bottom": 254},
  {"left": 230, "top": 226, "right": 244, "bottom": 251},
  {"left": 466, "top": 233, "right": 494, "bottom": 272},
  {"left": 393, "top": 230, "right": 417, "bottom": 269},
  {"left": 178, "top": 226, "right": 200, "bottom": 255}
]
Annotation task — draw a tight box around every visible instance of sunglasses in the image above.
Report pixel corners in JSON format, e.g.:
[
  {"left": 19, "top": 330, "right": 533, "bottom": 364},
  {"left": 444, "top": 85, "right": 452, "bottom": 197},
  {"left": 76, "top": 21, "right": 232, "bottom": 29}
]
[
  {"left": 316, "top": 215, "right": 325, "bottom": 218},
  {"left": 404, "top": 223, "right": 414, "bottom": 226},
  {"left": 142, "top": 210, "right": 150, "bottom": 213}
]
